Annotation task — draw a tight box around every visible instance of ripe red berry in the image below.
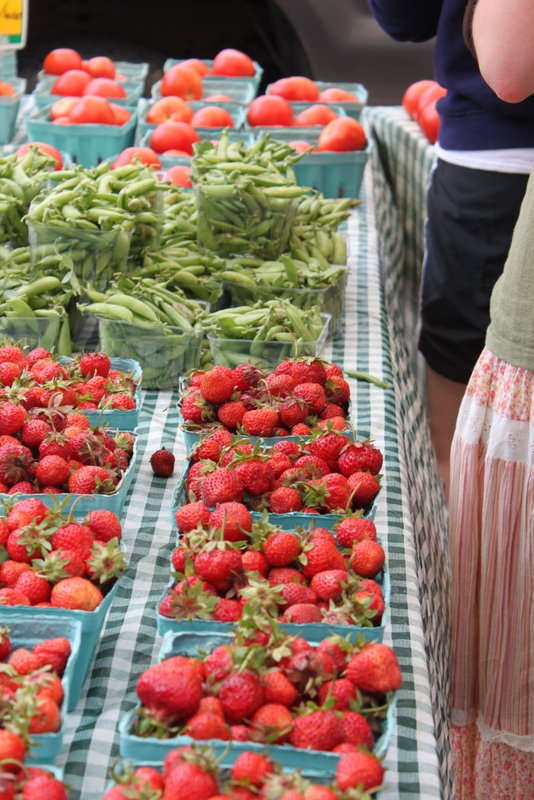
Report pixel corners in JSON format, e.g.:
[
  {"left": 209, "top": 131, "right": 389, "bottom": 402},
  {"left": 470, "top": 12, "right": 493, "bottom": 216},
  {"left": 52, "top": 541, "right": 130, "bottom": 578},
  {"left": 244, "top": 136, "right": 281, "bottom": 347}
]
[{"left": 150, "top": 448, "right": 175, "bottom": 477}]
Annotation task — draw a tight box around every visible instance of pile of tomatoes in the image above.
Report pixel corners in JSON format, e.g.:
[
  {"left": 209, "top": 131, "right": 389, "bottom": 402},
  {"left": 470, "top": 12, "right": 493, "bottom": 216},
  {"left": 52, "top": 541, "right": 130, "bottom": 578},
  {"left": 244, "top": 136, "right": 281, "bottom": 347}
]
[{"left": 402, "top": 79, "right": 446, "bottom": 143}]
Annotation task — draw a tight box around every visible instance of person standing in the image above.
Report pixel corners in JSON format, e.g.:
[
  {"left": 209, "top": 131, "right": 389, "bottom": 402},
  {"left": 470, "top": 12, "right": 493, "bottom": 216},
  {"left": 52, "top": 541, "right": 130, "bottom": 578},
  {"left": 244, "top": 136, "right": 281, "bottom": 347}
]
[{"left": 368, "top": 0, "right": 534, "bottom": 497}]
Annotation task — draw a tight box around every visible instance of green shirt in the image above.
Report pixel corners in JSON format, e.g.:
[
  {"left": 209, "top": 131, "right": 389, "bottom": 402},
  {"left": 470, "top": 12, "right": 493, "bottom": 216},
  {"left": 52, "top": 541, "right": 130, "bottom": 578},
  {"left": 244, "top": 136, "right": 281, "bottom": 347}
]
[{"left": 486, "top": 168, "right": 534, "bottom": 370}]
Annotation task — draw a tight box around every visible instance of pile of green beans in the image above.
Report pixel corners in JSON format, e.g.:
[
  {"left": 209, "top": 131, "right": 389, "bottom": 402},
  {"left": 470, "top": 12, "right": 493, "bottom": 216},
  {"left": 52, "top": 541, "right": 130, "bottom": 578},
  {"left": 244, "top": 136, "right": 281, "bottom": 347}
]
[
  {"left": 192, "top": 131, "right": 307, "bottom": 259},
  {"left": 0, "top": 147, "right": 59, "bottom": 248}
]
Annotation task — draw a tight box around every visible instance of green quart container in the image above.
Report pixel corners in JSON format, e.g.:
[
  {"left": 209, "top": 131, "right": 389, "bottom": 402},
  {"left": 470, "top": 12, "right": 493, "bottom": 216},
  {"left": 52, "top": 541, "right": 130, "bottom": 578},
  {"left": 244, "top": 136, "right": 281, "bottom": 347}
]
[
  {"left": 32, "top": 77, "right": 144, "bottom": 110},
  {"left": 0, "top": 77, "right": 26, "bottom": 145}
]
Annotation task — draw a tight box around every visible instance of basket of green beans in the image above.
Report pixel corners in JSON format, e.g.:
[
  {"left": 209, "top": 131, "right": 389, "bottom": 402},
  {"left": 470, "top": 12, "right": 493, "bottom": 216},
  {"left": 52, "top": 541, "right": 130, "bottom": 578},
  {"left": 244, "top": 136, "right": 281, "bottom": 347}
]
[
  {"left": 203, "top": 299, "right": 331, "bottom": 370},
  {"left": 191, "top": 131, "right": 307, "bottom": 259}
]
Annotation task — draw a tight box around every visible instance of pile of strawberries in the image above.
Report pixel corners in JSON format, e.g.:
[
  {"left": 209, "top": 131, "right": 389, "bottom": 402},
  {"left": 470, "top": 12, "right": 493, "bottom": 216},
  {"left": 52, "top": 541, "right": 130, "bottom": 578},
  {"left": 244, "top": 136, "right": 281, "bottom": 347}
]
[
  {"left": 105, "top": 743, "right": 386, "bottom": 800},
  {"left": 0, "top": 627, "right": 70, "bottom": 739},
  {"left": 179, "top": 431, "right": 382, "bottom": 517},
  {"left": 162, "top": 514, "right": 386, "bottom": 627},
  {"left": 0, "top": 734, "right": 67, "bottom": 800},
  {"left": 180, "top": 357, "right": 351, "bottom": 439},
  {"left": 0, "top": 497, "right": 126, "bottom": 609},
  {"left": 0, "top": 342, "right": 138, "bottom": 413},
  {"left": 132, "top": 623, "right": 401, "bottom": 757}
]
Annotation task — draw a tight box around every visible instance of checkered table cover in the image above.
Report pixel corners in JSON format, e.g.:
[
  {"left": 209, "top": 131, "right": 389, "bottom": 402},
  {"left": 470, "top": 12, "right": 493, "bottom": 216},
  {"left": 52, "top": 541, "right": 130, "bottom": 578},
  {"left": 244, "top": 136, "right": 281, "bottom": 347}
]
[{"left": 7, "top": 98, "right": 453, "bottom": 800}]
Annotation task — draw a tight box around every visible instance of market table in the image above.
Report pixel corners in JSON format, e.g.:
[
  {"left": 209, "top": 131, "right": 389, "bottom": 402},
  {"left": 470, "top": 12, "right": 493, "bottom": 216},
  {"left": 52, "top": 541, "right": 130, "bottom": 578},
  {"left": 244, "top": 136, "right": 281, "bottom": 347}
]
[{"left": 8, "top": 99, "right": 452, "bottom": 800}]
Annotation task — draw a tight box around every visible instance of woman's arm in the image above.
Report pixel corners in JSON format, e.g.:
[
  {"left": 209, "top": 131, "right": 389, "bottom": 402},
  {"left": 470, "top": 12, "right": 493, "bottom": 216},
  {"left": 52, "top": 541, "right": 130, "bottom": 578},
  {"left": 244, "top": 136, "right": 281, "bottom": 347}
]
[{"left": 472, "top": 0, "right": 534, "bottom": 102}]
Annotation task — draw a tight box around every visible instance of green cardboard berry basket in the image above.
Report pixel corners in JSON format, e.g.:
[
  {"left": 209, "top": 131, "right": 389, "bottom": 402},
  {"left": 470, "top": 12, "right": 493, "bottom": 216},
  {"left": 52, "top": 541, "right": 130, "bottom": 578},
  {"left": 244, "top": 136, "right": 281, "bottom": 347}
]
[
  {"left": 0, "top": 77, "right": 26, "bottom": 145},
  {"left": 37, "top": 61, "right": 149, "bottom": 85},
  {"left": 32, "top": 76, "right": 144, "bottom": 110},
  {"left": 266, "top": 82, "right": 368, "bottom": 121},
  {"left": 6, "top": 615, "right": 82, "bottom": 762},
  {"left": 119, "top": 630, "right": 395, "bottom": 772},
  {"left": 163, "top": 58, "right": 263, "bottom": 93},
  {"left": 25, "top": 106, "right": 138, "bottom": 168},
  {"left": 138, "top": 94, "right": 247, "bottom": 139}
]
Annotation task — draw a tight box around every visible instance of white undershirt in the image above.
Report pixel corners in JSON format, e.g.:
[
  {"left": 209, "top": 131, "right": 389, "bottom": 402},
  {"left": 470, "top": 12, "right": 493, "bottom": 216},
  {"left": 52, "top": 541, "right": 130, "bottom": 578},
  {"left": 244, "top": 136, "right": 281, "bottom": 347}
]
[{"left": 435, "top": 143, "right": 534, "bottom": 174}]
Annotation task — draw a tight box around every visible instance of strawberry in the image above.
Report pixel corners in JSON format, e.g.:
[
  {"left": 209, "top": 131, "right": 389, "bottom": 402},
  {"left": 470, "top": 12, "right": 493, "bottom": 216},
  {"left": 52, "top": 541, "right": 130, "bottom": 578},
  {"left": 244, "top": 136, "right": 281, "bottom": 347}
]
[
  {"left": 51, "top": 523, "right": 94, "bottom": 557},
  {"left": 8, "top": 647, "right": 41, "bottom": 673},
  {"left": 203, "top": 644, "right": 234, "bottom": 682},
  {"left": 22, "top": 775, "right": 68, "bottom": 800},
  {"left": 350, "top": 540, "right": 385, "bottom": 578},
  {"left": 294, "top": 455, "right": 331, "bottom": 477},
  {"left": 50, "top": 577, "right": 103, "bottom": 611},
  {"left": 150, "top": 447, "right": 175, "bottom": 477},
  {"left": 291, "top": 423, "right": 311, "bottom": 435},
  {"left": 278, "top": 583, "right": 317, "bottom": 609},
  {"left": 274, "top": 362, "right": 294, "bottom": 376},
  {"left": 336, "top": 515, "right": 377, "bottom": 548},
  {"left": 194, "top": 545, "right": 243, "bottom": 592},
  {"left": 308, "top": 431, "right": 350, "bottom": 471},
  {"left": 200, "top": 369, "right": 235, "bottom": 404},
  {"left": 0, "top": 441, "right": 33, "bottom": 485},
  {"left": 320, "top": 403, "right": 346, "bottom": 420},
  {"left": 324, "top": 376, "right": 350, "bottom": 406},
  {"left": 232, "top": 363, "right": 263, "bottom": 392},
  {"left": 338, "top": 441, "right": 383, "bottom": 477},
  {"left": 184, "top": 711, "right": 230, "bottom": 740},
  {"left": 6, "top": 527, "right": 44, "bottom": 563},
  {"left": 21, "top": 419, "right": 52, "bottom": 449},
  {"left": 65, "top": 412, "right": 90, "bottom": 431},
  {"left": 310, "top": 569, "right": 347, "bottom": 601},
  {"left": 0, "top": 362, "right": 21, "bottom": 386},
  {"left": 289, "top": 709, "right": 344, "bottom": 751},
  {"left": 220, "top": 444, "right": 254, "bottom": 468},
  {"left": 209, "top": 428, "right": 233, "bottom": 448},
  {"left": 268, "top": 567, "right": 305, "bottom": 586},
  {"left": 301, "top": 539, "right": 346, "bottom": 580},
  {"left": 0, "top": 729, "right": 26, "bottom": 772},
  {"left": 0, "top": 345, "right": 26, "bottom": 369},
  {"left": 293, "top": 383, "right": 325, "bottom": 415},
  {"left": 318, "top": 416, "right": 347, "bottom": 432},
  {"left": 290, "top": 359, "right": 327, "bottom": 386},
  {"left": 234, "top": 459, "right": 274, "bottom": 496},
  {"left": 217, "top": 401, "right": 246, "bottom": 430},
  {"left": 347, "top": 472, "right": 381, "bottom": 507},
  {"left": 80, "top": 352, "right": 110, "bottom": 378},
  {"left": 209, "top": 502, "right": 252, "bottom": 542},
  {"left": 191, "top": 438, "right": 221, "bottom": 464},
  {"left": 219, "top": 669, "right": 265, "bottom": 723},
  {"left": 261, "top": 670, "right": 298, "bottom": 707},
  {"left": 83, "top": 509, "right": 122, "bottom": 543},
  {"left": 335, "top": 751, "right": 385, "bottom": 792},
  {"left": 266, "top": 373, "right": 298, "bottom": 395},
  {"left": 279, "top": 396, "right": 309, "bottom": 428},
  {"left": 251, "top": 703, "right": 294, "bottom": 743},
  {"left": 304, "top": 786, "right": 339, "bottom": 800},
  {"left": 38, "top": 432, "right": 71, "bottom": 460},
  {"left": 29, "top": 695, "right": 61, "bottom": 734},
  {"left": 107, "top": 394, "right": 135, "bottom": 411},
  {"left": 0, "top": 559, "right": 30, "bottom": 586},
  {"left": 268, "top": 452, "right": 293, "bottom": 479},
  {"left": 14, "top": 572, "right": 51, "bottom": 604},
  {"left": 264, "top": 532, "right": 300, "bottom": 567},
  {"left": 241, "top": 409, "right": 279, "bottom": 437},
  {"left": 67, "top": 465, "right": 117, "bottom": 494},
  {"left": 182, "top": 394, "right": 215, "bottom": 425},
  {"left": 282, "top": 603, "right": 322, "bottom": 623},
  {"left": 201, "top": 468, "right": 245, "bottom": 507},
  {"left": 8, "top": 482, "right": 36, "bottom": 495},
  {"left": 242, "top": 550, "right": 268, "bottom": 575},
  {"left": 318, "top": 678, "right": 357, "bottom": 711},
  {"left": 163, "top": 762, "right": 218, "bottom": 800},
  {"left": 212, "top": 598, "right": 242, "bottom": 622},
  {"left": 0, "top": 587, "right": 30, "bottom": 605},
  {"left": 345, "top": 642, "right": 403, "bottom": 694},
  {"left": 33, "top": 637, "right": 71, "bottom": 667},
  {"left": 231, "top": 751, "right": 273, "bottom": 786},
  {"left": 137, "top": 655, "right": 202, "bottom": 721},
  {"left": 35, "top": 455, "right": 69, "bottom": 487},
  {"left": 269, "top": 487, "right": 302, "bottom": 514},
  {"left": 0, "top": 626, "right": 11, "bottom": 660},
  {"left": 175, "top": 502, "right": 211, "bottom": 533},
  {"left": 85, "top": 539, "right": 127, "bottom": 584},
  {"left": 272, "top": 441, "right": 300, "bottom": 458}
]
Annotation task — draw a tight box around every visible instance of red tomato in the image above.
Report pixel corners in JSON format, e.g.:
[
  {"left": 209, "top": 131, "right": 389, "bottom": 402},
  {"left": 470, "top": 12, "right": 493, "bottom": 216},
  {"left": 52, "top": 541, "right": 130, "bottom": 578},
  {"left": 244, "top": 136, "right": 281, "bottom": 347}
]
[
  {"left": 418, "top": 100, "right": 441, "bottom": 143},
  {"left": 146, "top": 97, "right": 193, "bottom": 124},
  {"left": 69, "top": 96, "right": 116, "bottom": 125},
  {"left": 0, "top": 82, "right": 15, "bottom": 97},
  {"left": 191, "top": 106, "right": 234, "bottom": 128},
  {"left": 84, "top": 57, "right": 116, "bottom": 79},
  {"left": 402, "top": 80, "right": 436, "bottom": 120},
  {"left": 269, "top": 76, "right": 319, "bottom": 102},
  {"left": 289, "top": 140, "right": 317, "bottom": 154},
  {"left": 414, "top": 83, "right": 446, "bottom": 122},
  {"left": 319, "top": 87, "right": 359, "bottom": 102},
  {"left": 294, "top": 104, "right": 339, "bottom": 127},
  {"left": 109, "top": 103, "right": 131, "bottom": 125},
  {"left": 162, "top": 149, "right": 191, "bottom": 156},
  {"left": 247, "top": 95, "right": 293, "bottom": 127},
  {"left": 161, "top": 65, "right": 202, "bottom": 101},
  {"left": 16, "top": 143, "right": 63, "bottom": 170},
  {"left": 203, "top": 94, "right": 233, "bottom": 102},
  {"left": 317, "top": 117, "right": 367, "bottom": 152},
  {"left": 83, "top": 78, "right": 127, "bottom": 99},
  {"left": 52, "top": 116, "right": 71, "bottom": 125},
  {"left": 164, "top": 165, "right": 193, "bottom": 187},
  {"left": 52, "top": 70, "right": 92, "bottom": 97},
  {"left": 212, "top": 49, "right": 255, "bottom": 77},
  {"left": 180, "top": 58, "right": 211, "bottom": 77},
  {"left": 150, "top": 121, "right": 200, "bottom": 155},
  {"left": 43, "top": 48, "right": 83, "bottom": 76},
  {"left": 49, "top": 97, "right": 78, "bottom": 120},
  {"left": 112, "top": 147, "right": 162, "bottom": 169}
]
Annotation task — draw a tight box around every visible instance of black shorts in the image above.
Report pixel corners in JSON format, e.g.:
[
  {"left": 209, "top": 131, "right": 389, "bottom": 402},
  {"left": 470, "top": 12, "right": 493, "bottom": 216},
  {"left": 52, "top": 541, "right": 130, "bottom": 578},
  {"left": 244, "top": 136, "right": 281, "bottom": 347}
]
[{"left": 418, "top": 159, "right": 529, "bottom": 384}]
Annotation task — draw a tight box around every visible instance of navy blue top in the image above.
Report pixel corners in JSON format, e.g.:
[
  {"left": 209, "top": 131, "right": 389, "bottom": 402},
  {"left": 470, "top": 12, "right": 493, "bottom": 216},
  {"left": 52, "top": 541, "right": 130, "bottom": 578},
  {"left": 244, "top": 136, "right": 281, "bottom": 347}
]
[{"left": 368, "top": 0, "right": 534, "bottom": 150}]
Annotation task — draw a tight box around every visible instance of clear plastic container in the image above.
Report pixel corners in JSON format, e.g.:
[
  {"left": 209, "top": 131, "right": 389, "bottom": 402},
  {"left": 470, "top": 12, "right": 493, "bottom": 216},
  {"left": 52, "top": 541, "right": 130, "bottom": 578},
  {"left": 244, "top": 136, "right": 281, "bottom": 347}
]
[
  {"left": 0, "top": 315, "right": 62, "bottom": 351},
  {"left": 99, "top": 317, "right": 204, "bottom": 389},
  {"left": 27, "top": 217, "right": 132, "bottom": 291},
  {"left": 207, "top": 312, "right": 330, "bottom": 369}
]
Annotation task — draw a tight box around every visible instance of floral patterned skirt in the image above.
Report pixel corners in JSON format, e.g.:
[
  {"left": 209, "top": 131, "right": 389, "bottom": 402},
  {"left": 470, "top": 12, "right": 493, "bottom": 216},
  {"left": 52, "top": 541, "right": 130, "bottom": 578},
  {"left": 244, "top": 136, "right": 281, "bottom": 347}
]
[{"left": 449, "top": 347, "right": 534, "bottom": 799}]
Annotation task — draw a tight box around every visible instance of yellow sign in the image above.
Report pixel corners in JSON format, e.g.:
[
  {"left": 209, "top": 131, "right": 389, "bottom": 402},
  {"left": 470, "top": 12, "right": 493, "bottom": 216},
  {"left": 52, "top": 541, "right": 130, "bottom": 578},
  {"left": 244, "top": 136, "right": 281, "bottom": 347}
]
[{"left": 0, "top": 0, "right": 23, "bottom": 37}]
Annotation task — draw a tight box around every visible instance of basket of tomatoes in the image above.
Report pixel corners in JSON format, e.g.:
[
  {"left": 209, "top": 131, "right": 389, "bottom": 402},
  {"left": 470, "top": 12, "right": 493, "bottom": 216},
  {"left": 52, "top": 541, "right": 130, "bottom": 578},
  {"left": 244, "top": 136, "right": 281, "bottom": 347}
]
[{"left": 0, "top": 77, "right": 26, "bottom": 145}]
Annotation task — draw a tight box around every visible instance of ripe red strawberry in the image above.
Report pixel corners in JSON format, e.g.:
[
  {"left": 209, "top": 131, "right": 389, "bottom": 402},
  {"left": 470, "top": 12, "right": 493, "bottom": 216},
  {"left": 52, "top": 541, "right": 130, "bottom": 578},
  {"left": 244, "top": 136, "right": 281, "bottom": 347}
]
[
  {"left": 0, "top": 441, "right": 33, "bottom": 486},
  {"left": 346, "top": 642, "right": 402, "bottom": 694},
  {"left": 293, "top": 383, "right": 325, "bottom": 415},
  {"left": 200, "top": 369, "right": 235, "bottom": 404},
  {"left": 268, "top": 452, "right": 293, "bottom": 480},
  {"left": 324, "top": 376, "right": 350, "bottom": 406},
  {"left": 0, "top": 627, "right": 11, "bottom": 660},
  {"left": 35, "top": 455, "right": 69, "bottom": 487},
  {"left": 67, "top": 465, "right": 116, "bottom": 494},
  {"left": 279, "top": 583, "right": 318, "bottom": 609},
  {"left": 304, "top": 786, "right": 339, "bottom": 800},
  {"left": 301, "top": 539, "right": 346, "bottom": 580},
  {"left": 6, "top": 529, "right": 43, "bottom": 563},
  {"left": 220, "top": 443, "right": 254, "bottom": 468},
  {"left": 232, "top": 363, "right": 263, "bottom": 392},
  {"left": 181, "top": 393, "right": 215, "bottom": 425},
  {"left": 22, "top": 774, "right": 68, "bottom": 800},
  {"left": 294, "top": 454, "right": 331, "bottom": 477},
  {"left": 0, "top": 362, "right": 21, "bottom": 386},
  {"left": 291, "top": 423, "right": 311, "bottom": 436},
  {"left": 137, "top": 655, "right": 202, "bottom": 722},
  {"left": 150, "top": 447, "right": 175, "bottom": 477},
  {"left": 241, "top": 409, "right": 279, "bottom": 437},
  {"left": 0, "top": 587, "right": 30, "bottom": 605},
  {"left": 338, "top": 441, "right": 383, "bottom": 477},
  {"left": 219, "top": 669, "right": 265, "bottom": 723},
  {"left": 14, "top": 571, "right": 51, "bottom": 604},
  {"left": 38, "top": 432, "right": 71, "bottom": 460},
  {"left": 279, "top": 396, "right": 309, "bottom": 428},
  {"left": 33, "top": 637, "right": 71, "bottom": 667},
  {"left": 184, "top": 711, "right": 230, "bottom": 740},
  {"left": 209, "top": 502, "right": 252, "bottom": 542},
  {"left": 8, "top": 647, "right": 41, "bottom": 673},
  {"left": 347, "top": 472, "right": 381, "bottom": 507},
  {"left": 162, "top": 762, "right": 218, "bottom": 800},
  {"left": 318, "top": 416, "right": 347, "bottom": 432},
  {"left": 305, "top": 474, "right": 350, "bottom": 512},
  {"left": 0, "top": 345, "right": 26, "bottom": 368},
  {"left": 83, "top": 509, "right": 122, "bottom": 543},
  {"left": 309, "top": 431, "right": 350, "bottom": 470},
  {"left": 107, "top": 394, "right": 135, "bottom": 411},
  {"left": 201, "top": 468, "right": 245, "bottom": 507},
  {"left": 320, "top": 403, "right": 346, "bottom": 420},
  {"left": 234, "top": 459, "right": 275, "bottom": 496},
  {"left": 0, "top": 559, "right": 30, "bottom": 586},
  {"left": 354, "top": 588, "right": 385, "bottom": 623},
  {"left": 217, "top": 401, "right": 246, "bottom": 430},
  {"left": 8, "top": 481, "right": 36, "bottom": 495},
  {"left": 318, "top": 678, "right": 357, "bottom": 710},
  {"left": 212, "top": 597, "right": 242, "bottom": 622},
  {"left": 80, "top": 352, "right": 110, "bottom": 378},
  {"left": 268, "top": 567, "right": 305, "bottom": 586},
  {"left": 50, "top": 577, "right": 103, "bottom": 611},
  {"left": 310, "top": 569, "right": 347, "bottom": 601},
  {"left": 51, "top": 522, "right": 94, "bottom": 556},
  {"left": 0, "top": 728, "right": 26, "bottom": 772},
  {"left": 251, "top": 703, "right": 293, "bottom": 743},
  {"left": 335, "top": 751, "right": 385, "bottom": 792},
  {"left": 272, "top": 441, "right": 300, "bottom": 458},
  {"left": 231, "top": 750, "right": 274, "bottom": 786},
  {"left": 282, "top": 603, "right": 322, "bottom": 623},
  {"left": 289, "top": 709, "right": 344, "bottom": 751},
  {"left": 269, "top": 487, "right": 302, "bottom": 514},
  {"left": 242, "top": 549, "right": 268, "bottom": 575},
  {"left": 175, "top": 502, "right": 211, "bottom": 533},
  {"left": 290, "top": 359, "right": 327, "bottom": 386},
  {"left": 350, "top": 540, "right": 385, "bottom": 578},
  {"left": 21, "top": 419, "right": 52, "bottom": 449},
  {"left": 194, "top": 545, "right": 243, "bottom": 592},
  {"left": 336, "top": 516, "right": 377, "bottom": 548},
  {"left": 261, "top": 670, "right": 298, "bottom": 707},
  {"left": 266, "top": 373, "right": 298, "bottom": 395},
  {"left": 191, "top": 438, "right": 221, "bottom": 464},
  {"left": 203, "top": 644, "right": 234, "bottom": 682},
  {"left": 264, "top": 532, "right": 300, "bottom": 567}
]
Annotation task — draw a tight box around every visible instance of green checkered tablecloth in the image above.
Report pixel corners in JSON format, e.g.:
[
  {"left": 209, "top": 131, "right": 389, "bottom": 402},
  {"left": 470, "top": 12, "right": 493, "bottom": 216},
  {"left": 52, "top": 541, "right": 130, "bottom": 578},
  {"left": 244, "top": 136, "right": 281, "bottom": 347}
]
[{"left": 10, "top": 98, "right": 453, "bottom": 800}]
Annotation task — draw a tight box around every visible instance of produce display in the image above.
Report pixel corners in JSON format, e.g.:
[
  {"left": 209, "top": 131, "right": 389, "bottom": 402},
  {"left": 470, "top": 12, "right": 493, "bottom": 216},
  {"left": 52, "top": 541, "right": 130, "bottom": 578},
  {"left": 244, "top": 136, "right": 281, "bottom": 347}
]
[
  {"left": 47, "top": 96, "right": 133, "bottom": 127},
  {"left": 268, "top": 76, "right": 362, "bottom": 104},
  {"left": 104, "top": 744, "right": 386, "bottom": 799}
]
